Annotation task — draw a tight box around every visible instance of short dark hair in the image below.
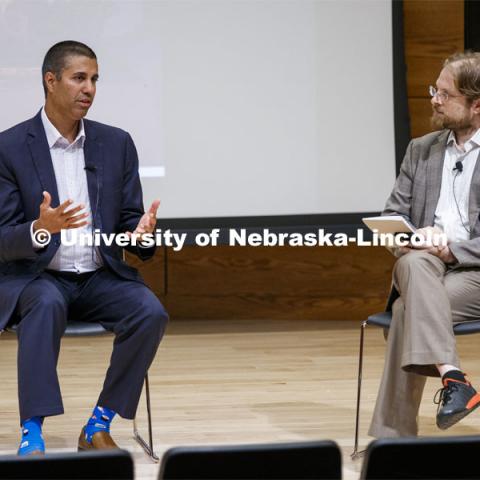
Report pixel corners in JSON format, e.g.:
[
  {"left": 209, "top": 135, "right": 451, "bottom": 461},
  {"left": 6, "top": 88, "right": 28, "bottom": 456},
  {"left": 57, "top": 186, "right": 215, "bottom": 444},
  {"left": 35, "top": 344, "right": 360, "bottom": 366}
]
[{"left": 41, "top": 40, "right": 97, "bottom": 96}]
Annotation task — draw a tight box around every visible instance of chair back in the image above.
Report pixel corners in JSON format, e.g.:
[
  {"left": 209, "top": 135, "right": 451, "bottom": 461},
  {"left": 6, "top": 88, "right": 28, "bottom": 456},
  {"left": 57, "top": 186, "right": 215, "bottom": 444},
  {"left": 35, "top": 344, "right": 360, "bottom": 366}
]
[
  {"left": 361, "top": 436, "right": 480, "bottom": 479},
  {"left": 0, "top": 449, "right": 133, "bottom": 479},
  {"left": 159, "top": 440, "right": 341, "bottom": 479}
]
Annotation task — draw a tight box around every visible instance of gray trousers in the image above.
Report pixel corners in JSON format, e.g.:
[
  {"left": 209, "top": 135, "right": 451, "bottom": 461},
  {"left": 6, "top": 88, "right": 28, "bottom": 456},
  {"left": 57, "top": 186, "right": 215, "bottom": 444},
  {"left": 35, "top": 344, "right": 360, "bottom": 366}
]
[{"left": 369, "top": 250, "right": 480, "bottom": 438}]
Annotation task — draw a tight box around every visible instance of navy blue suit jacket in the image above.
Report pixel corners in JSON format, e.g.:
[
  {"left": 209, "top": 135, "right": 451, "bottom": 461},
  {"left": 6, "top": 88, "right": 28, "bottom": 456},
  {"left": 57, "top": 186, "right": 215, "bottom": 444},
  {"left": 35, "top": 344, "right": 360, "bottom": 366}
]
[{"left": 0, "top": 110, "right": 155, "bottom": 330}]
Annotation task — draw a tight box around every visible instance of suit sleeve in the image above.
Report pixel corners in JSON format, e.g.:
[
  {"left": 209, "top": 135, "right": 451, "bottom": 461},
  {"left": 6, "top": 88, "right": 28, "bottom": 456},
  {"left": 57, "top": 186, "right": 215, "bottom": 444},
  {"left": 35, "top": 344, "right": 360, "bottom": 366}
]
[
  {"left": 449, "top": 238, "right": 480, "bottom": 268},
  {"left": 383, "top": 139, "right": 416, "bottom": 220},
  {"left": 379, "top": 139, "right": 421, "bottom": 258},
  {"left": 0, "top": 149, "right": 40, "bottom": 262},
  {"left": 118, "top": 133, "right": 156, "bottom": 260}
]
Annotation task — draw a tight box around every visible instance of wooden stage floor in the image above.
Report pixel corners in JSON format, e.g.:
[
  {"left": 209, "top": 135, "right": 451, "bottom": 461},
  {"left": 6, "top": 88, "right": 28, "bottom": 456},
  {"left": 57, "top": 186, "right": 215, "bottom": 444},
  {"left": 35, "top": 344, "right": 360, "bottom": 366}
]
[{"left": 1, "top": 319, "right": 480, "bottom": 479}]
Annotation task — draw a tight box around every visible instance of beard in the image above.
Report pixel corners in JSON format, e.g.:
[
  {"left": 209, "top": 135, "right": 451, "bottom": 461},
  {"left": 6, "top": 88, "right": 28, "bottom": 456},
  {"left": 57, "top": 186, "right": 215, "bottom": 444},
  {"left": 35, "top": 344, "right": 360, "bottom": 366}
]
[{"left": 431, "top": 108, "right": 472, "bottom": 130}]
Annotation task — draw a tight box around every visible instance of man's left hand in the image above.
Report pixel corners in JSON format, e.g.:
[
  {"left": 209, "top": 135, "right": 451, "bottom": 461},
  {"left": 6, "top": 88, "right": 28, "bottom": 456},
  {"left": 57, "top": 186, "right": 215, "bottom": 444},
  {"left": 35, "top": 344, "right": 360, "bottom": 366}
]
[
  {"left": 127, "top": 199, "right": 160, "bottom": 242},
  {"left": 427, "top": 244, "right": 457, "bottom": 265}
]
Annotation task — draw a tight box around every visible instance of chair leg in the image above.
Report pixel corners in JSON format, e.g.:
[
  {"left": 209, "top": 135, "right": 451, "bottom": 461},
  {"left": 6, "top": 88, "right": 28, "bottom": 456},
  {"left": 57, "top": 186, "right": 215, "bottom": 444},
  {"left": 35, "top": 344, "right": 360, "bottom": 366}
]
[
  {"left": 133, "top": 373, "right": 160, "bottom": 462},
  {"left": 351, "top": 320, "right": 367, "bottom": 460}
]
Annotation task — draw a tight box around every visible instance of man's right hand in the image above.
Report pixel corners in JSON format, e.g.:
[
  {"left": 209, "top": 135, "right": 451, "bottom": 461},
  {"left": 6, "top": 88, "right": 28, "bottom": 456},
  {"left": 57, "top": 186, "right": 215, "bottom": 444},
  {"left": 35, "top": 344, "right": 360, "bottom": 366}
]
[
  {"left": 33, "top": 191, "right": 89, "bottom": 234},
  {"left": 394, "top": 226, "right": 447, "bottom": 257}
]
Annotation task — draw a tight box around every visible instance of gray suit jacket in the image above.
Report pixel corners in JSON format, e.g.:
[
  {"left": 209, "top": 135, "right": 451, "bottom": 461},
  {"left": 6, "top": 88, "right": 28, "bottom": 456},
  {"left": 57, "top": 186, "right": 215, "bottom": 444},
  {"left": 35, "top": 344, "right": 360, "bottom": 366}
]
[{"left": 384, "top": 129, "right": 480, "bottom": 268}]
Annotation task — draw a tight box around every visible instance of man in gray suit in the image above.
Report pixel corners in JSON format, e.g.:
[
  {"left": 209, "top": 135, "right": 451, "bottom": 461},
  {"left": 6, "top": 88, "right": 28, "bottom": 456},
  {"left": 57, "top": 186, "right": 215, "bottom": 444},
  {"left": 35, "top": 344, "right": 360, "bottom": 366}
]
[{"left": 369, "top": 52, "right": 480, "bottom": 438}]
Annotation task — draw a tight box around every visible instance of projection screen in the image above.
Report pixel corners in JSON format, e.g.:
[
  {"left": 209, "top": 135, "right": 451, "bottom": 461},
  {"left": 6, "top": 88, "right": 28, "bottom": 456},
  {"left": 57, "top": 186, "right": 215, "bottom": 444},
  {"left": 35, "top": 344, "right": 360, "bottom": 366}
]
[{"left": 0, "top": 0, "right": 397, "bottom": 221}]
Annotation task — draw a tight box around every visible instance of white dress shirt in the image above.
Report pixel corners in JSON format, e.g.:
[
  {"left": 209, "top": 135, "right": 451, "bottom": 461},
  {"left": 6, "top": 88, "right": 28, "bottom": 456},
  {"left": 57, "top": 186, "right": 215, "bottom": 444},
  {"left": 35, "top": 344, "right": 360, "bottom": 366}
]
[
  {"left": 434, "top": 129, "right": 480, "bottom": 243},
  {"left": 31, "top": 108, "right": 102, "bottom": 272}
]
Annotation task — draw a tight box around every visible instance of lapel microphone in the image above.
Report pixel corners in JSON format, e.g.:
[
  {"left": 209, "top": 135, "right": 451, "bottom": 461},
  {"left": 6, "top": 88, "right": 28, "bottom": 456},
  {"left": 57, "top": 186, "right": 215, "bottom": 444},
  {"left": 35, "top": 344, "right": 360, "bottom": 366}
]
[
  {"left": 453, "top": 160, "right": 463, "bottom": 173},
  {"left": 84, "top": 164, "right": 97, "bottom": 172}
]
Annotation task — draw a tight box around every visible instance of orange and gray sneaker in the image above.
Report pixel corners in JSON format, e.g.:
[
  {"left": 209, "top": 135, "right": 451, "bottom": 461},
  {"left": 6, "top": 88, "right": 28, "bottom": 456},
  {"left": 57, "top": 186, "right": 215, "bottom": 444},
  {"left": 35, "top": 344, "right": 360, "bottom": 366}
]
[{"left": 435, "top": 371, "right": 480, "bottom": 430}]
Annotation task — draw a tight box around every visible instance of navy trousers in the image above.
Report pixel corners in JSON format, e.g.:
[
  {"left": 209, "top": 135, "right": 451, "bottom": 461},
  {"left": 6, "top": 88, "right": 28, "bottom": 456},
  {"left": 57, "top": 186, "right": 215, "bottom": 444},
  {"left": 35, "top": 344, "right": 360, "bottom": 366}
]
[{"left": 14, "top": 268, "right": 168, "bottom": 423}]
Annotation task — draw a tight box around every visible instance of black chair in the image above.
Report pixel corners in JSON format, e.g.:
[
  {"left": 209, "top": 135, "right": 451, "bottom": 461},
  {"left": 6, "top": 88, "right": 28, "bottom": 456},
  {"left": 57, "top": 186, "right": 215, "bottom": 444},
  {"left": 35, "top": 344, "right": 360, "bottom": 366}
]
[
  {"left": 158, "top": 440, "right": 342, "bottom": 480},
  {"left": 352, "top": 308, "right": 480, "bottom": 459},
  {"left": 6, "top": 319, "right": 158, "bottom": 462},
  {"left": 0, "top": 449, "right": 134, "bottom": 479},
  {"left": 360, "top": 435, "right": 480, "bottom": 479}
]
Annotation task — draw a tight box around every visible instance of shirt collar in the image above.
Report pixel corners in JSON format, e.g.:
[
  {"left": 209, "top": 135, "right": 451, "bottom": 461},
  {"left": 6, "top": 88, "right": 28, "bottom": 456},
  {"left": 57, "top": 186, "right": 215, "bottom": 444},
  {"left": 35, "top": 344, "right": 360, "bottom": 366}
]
[
  {"left": 447, "top": 128, "right": 480, "bottom": 152},
  {"left": 41, "top": 107, "right": 86, "bottom": 149}
]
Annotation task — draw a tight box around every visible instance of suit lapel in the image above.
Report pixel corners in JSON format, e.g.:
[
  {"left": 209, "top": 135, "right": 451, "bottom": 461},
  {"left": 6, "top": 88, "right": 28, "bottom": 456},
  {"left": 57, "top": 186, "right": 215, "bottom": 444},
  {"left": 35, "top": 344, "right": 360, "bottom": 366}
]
[
  {"left": 423, "top": 131, "right": 449, "bottom": 226},
  {"left": 83, "top": 120, "right": 104, "bottom": 227},
  {"left": 27, "top": 111, "right": 60, "bottom": 207},
  {"left": 468, "top": 150, "right": 480, "bottom": 233}
]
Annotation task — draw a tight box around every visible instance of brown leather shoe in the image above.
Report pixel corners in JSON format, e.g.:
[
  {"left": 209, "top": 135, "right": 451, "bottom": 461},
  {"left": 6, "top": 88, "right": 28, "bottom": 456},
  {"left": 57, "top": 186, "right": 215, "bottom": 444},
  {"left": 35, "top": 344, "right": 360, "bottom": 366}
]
[{"left": 78, "top": 427, "right": 119, "bottom": 451}]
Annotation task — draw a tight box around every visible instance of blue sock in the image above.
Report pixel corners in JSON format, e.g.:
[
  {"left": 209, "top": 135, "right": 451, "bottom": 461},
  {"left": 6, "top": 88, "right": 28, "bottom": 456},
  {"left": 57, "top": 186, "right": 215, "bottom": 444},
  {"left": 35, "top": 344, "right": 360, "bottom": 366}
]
[
  {"left": 84, "top": 405, "right": 116, "bottom": 443},
  {"left": 18, "top": 416, "right": 45, "bottom": 456}
]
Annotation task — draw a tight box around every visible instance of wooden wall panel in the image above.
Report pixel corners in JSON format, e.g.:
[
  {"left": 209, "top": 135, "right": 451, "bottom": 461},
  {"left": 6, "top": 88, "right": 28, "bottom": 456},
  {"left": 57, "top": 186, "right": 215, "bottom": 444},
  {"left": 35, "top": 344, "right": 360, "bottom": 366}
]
[
  {"left": 129, "top": 246, "right": 395, "bottom": 321},
  {"left": 408, "top": 98, "right": 434, "bottom": 139},
  {"left": 404, "top": 0, "right": 464, "bottom": 137}
]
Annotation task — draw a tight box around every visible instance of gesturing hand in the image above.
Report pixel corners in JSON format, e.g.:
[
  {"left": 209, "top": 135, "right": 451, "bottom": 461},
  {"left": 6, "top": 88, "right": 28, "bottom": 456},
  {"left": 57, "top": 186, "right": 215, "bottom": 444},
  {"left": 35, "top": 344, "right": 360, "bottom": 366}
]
[
  {"left": 126, "top": 199, "right": 160, "bottom": 242},
  {"left": 33, "top": 191, "right": 89, "bottom": 234}
]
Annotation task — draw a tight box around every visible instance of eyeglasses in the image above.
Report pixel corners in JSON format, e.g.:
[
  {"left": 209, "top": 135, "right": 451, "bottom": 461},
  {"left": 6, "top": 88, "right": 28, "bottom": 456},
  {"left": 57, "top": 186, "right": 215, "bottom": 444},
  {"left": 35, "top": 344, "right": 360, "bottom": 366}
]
[{"left": 429, "top": 85, "right": 463, "bottom": 102}]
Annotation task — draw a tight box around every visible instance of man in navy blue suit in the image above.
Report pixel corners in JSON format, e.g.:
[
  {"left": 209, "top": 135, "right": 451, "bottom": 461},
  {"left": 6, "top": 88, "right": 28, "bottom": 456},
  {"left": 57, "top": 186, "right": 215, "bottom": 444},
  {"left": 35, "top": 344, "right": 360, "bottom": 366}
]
[{"left": 0, "top": 41, "right": 168, "bottom": 455}]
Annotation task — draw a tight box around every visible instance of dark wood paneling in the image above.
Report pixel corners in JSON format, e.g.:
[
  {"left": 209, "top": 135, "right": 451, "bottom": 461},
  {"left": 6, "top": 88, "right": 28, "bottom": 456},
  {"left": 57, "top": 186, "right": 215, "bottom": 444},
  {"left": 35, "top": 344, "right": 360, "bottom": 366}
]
[
  {"left": 408, "top": 97, "right": 434, "bottom": 139},
  {"left": 404, "top": 0, "right": 464, "bottom": 137},
  {"left": 129, "top": 246, "right": 395, "bottom": 321}
]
